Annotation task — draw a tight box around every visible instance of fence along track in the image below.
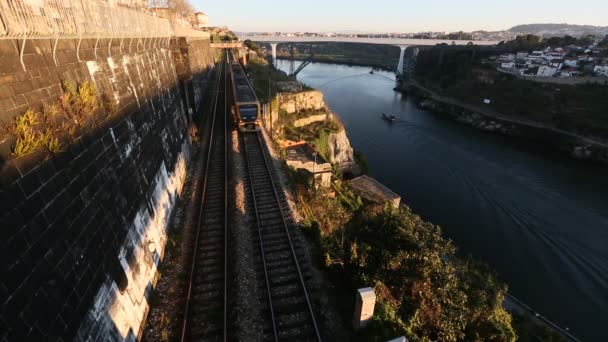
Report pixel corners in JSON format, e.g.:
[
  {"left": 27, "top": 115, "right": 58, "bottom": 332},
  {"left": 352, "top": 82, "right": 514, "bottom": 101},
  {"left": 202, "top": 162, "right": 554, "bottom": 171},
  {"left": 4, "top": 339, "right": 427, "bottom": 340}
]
[
  {"left": 181, "top": 54, "right": 228, "bottom": 341},
  {"left": 242, "top": 131, "right": 322, "bottom": 342},
  {"left": 0, "top": 0, "right": 208, "bottom": 39},
  {"left": 0, "top": 0, "right": 171, "bottom": 39}
]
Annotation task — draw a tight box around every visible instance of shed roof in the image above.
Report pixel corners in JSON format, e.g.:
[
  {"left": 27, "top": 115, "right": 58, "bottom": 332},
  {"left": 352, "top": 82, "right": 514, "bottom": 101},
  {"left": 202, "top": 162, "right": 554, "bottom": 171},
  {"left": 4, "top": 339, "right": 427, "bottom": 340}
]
[{"left": 349, "top": 175, "right": 400, "bottom": 204}]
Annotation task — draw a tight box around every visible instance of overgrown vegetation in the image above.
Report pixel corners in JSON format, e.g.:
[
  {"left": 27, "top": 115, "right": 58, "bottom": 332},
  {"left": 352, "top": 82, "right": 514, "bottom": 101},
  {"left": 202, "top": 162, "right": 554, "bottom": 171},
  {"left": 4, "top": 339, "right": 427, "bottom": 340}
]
[
  {"left": 291, "top": 174, "right": 518, "bottom": 341},
  {"left": 7, "top": 80, "right": 113, "bottom": 158},
  {"left": 245, "top": 55, "right": 291, "bottom": 101},
  {"left": 245, "top": 52, "right": 346, "bottom": 161},
  {"left": 413, "top": 46, "right": 608, "bottom": 139}
]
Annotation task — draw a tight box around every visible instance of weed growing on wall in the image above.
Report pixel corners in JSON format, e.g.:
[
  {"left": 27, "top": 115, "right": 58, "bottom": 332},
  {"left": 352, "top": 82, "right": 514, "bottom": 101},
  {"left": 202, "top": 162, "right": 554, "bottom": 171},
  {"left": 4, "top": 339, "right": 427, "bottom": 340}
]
[
  {"left": 11, "top": 109, "right": 43, "bottom": 156},
  {"left": 59, "top": 80, "right": 99, "bottom": 125},
  {"left": 8, "top": 80, "right": 116, "bottom": 159}
]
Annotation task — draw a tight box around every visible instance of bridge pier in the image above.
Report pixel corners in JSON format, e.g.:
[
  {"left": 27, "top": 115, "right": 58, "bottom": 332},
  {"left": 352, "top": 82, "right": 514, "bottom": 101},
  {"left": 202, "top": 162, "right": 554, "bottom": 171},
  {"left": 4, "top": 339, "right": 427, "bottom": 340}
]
[
  {"left": 397, "top": 46, "right": 406, "bottom": 75},
  {"left": 271, "top": 43, "right": 278, "bottom": 67}
]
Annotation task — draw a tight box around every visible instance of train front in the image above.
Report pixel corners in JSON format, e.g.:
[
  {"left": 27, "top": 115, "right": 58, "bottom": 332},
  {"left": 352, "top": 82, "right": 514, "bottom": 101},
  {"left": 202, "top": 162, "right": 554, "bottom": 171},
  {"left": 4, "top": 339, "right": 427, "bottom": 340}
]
[{"left": 237, "top": 103, "right": 261, "bottom": 132}]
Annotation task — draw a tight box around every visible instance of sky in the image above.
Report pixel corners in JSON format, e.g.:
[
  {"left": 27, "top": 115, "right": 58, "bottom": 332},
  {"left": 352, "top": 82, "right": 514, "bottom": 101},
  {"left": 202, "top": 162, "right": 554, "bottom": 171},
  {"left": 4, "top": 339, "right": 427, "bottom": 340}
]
[{"left": 191, "top": 0, "right": 608, "bottom": 33}]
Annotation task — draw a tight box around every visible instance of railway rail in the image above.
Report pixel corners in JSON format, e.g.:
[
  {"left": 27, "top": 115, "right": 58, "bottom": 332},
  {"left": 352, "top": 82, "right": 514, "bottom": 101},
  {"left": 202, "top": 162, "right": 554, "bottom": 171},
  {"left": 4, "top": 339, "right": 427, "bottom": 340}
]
[
  {"left": 242, "top": 131, "right": 322, "bottom": 342},
  {"left": 181, "top": 54, "right": 229, "bottom": 341}
]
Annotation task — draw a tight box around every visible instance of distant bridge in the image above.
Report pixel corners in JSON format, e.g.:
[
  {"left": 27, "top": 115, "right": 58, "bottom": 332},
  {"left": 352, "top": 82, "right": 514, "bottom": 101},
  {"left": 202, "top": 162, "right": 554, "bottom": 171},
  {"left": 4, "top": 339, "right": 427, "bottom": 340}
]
[
  {"left": 211, "top": 42, "right": 244, "bottom": 49},
  {"left": 238, "top": 35, "right": 499, "bottom": 75},
  {"left": 237, "top": 35, "right": 499, "bottom": 46}
]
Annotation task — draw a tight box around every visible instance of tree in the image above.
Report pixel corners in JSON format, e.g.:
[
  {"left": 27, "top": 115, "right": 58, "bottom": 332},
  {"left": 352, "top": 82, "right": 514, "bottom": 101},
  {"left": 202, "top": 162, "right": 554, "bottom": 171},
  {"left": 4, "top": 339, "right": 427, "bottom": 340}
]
[
  {"left": 149, "top": 0, "right": 195, "bottom": 20},
  {"left": 244, "top": 39, "right": 261, "bottom": 54},
  {"left": 345, "top": 207, "right": 516, "bottom": 342}
]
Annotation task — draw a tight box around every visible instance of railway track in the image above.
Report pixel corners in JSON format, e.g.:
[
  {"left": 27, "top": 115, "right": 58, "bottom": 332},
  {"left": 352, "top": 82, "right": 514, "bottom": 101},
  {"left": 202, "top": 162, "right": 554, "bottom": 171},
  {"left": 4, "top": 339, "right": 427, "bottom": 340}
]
[
  {"left": 242, "top": 131, "right": 322, "bottom": 342},
  {"left": 181, "top": 54, "right": 229, "bottom": 341}
]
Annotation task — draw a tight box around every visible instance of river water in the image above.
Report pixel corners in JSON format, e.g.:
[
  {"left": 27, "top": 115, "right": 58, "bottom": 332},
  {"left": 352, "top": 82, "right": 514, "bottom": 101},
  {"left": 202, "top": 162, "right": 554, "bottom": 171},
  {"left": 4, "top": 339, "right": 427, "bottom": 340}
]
[{"left": 276, "top": 60, "right": 608, "bottom": 341}]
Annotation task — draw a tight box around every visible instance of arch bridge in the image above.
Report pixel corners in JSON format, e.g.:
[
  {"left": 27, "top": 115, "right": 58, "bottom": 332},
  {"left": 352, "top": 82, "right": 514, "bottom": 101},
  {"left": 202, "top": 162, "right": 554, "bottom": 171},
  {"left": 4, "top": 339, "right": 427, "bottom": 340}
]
[{"left": 237, "top": 35, "right": 499, "bottom": 77}]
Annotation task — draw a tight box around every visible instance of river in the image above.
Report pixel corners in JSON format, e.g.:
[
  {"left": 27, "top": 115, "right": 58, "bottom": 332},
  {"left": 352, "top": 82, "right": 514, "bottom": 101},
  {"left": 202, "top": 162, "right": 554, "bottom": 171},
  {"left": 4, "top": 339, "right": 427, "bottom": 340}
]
[{"left": 276, "top": 60, "right": 608, "bottom": 341}]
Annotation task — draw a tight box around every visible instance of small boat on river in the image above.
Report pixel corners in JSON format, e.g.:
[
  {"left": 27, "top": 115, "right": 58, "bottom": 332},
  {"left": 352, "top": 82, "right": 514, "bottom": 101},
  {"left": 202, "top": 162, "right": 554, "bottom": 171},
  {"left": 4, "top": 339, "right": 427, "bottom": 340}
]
[{"left": 381, "top": 113, "right": 397, "bottom": 122}]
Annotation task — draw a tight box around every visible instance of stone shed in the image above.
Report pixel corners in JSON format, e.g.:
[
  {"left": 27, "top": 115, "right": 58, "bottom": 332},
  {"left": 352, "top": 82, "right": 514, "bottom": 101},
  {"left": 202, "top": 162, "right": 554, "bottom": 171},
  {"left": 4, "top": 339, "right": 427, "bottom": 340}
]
[
  {"left": 285, "top": 143, "right": 332, "bottom": 187},
  {"left": 349, "top": 175, "right": 401, "bottom": 208}
]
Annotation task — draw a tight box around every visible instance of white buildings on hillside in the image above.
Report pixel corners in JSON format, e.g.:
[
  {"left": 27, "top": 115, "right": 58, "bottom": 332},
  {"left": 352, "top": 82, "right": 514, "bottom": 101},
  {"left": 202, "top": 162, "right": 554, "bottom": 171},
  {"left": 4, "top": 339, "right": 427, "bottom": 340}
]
[
  {"left": 495, "top": 45, "right": 607, "bottom": 79},
  {"left": 594, "top": 65, "right": 608, "bottom": 77},
  {"left": 537, "top": 65, "right": 559, "bottom": 77}
]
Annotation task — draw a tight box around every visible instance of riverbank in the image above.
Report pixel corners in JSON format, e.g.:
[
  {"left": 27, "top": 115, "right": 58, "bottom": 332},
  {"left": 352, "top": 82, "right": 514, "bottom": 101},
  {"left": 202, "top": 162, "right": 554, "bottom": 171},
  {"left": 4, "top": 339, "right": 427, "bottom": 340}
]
[
  {"left": 247, "top": 57, "right": 559, "bottom": 341},
  {"left": 273, "top": 60, "right": 606, "bottom": 341},
  {"left": 397, "top": 79, "right": 608, "bottom": 165}
]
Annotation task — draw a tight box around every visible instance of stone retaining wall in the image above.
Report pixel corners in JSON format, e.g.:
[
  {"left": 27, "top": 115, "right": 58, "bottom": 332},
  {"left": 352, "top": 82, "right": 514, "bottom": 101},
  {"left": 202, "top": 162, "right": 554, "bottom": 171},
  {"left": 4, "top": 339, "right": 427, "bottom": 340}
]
[{"left": 0, "top": 37, "right": 214, "bottom": 341}]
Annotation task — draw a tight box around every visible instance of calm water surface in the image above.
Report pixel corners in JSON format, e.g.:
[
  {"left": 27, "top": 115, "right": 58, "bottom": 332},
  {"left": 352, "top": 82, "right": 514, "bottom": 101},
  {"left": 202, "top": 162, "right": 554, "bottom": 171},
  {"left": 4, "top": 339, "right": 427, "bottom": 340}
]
[{"left": 277, "top": 60, "right": 608, "bottom": 341}]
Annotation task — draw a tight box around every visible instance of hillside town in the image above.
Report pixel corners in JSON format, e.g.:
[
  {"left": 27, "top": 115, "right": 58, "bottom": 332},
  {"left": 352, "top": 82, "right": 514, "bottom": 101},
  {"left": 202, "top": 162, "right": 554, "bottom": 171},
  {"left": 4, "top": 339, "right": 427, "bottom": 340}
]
[{"left": 494, "top": 44, "right": 608, "bottom": 78}]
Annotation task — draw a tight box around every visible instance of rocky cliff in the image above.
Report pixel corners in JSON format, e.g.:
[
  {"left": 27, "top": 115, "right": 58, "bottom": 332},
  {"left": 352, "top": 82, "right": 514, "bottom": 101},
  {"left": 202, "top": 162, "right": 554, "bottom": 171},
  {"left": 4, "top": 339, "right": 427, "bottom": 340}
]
[
  {"left": 327, "top": 129, "right": 356, "bottom": 170},
  {"left": 279, "top": 90, "right": 325, "bottom": 114},
  {"left": 293, "top": 114, "right": 328, "bottom": 128}
]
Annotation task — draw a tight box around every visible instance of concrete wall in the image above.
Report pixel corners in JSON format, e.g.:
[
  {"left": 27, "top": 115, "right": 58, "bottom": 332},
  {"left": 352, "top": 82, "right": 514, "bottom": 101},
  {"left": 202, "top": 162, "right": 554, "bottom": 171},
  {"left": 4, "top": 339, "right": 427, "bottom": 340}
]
[{"left": 0, "top": 37, "right": 213, "bottom": 341}]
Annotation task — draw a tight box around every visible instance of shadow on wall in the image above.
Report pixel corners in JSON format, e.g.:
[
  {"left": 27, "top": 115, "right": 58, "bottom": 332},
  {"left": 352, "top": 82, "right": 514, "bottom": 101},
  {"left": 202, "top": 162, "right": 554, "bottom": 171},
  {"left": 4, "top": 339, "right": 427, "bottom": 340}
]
[
  {"left": 0, "top": 44, "right": 216, "bottom": 341},
  {"left": 0, "top": 155, "right": 5, "bottom": 179}
]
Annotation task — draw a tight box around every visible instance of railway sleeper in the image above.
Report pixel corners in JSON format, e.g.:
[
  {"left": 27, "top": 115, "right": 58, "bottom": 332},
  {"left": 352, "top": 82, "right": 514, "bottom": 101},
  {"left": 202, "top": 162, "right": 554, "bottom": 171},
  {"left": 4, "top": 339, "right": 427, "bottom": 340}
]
[
  {"left": 259, "top": 220, "right": 284, "bottom": 228},
  {"left": 197, "top": 236, "right": 223, "bottom": 246},
  {"left": 264, "top": 244, "right": 307, "bottom": 260},
  {"left": 193, "top": 280, "right": 223, "bottom": 294},
  {"left": 264, "top": 250, "right": 293, "bottom": 262},
  {"left": 257, "top": 209, "right": 284, "bottom": 218},
  {"left": 272, "top": 295, "right": 307, "bottom": 313},
  {"left": 197, "top": 259, "right": 222, "bottom": 272},
  {"left": 204, "top": 187, "right": 225, "bottom": 195},
  {"left": 257, "top": 202, "right": 281, "bottom": 210},
  {"left": 268, "top": 272, "right": 300, "bottom": 287},
  {"left": 275, "top": 311, "right": 311, "bottom": 330},
  {"left": 269, "top": 282, "right": 301, "bottom": 298},
  {"left": 264, "top": 257, "right": 310, "bottom": 270},
  {"left": 198, "top": 248, "right": 223, "bottom": 259},
  {"left": 254, "top": 195, "right": 278, "bottom": 203},
  {"left": 277, "top": 325, "right": 317, "bottom": 342},
  {"left": 198, "top": 244, "right": 222, "bottom": 256},
  {"left": 259, "top": 231, "right": 287, "bottom": 241},
  {"left": 198, "top": 228, "right": 224, "bottom": 239},
  {"left": 253, "top": 187, "right": 276, "bottom": 195},
  {"left": 190, "top": 322, "right": 222, "bottom": 339},
  {"left": 201, "top": 215, "right": 224, "bottom": 224},
  {"left": 258, "top": 212, "right": 283, "bottom": 221},
  {"left": 192, "top": 302, "right": 223, "bottom": 316},
  {"left": 258, "top": 221, "right": 284, "bottom": 229},
  {"left": 193, "top": 289, "right": 222, "bottom": 302},
  {"left": 263, "top": 242, "right": 290, "bottom": 253},
  {"left": 195, "top": 272, "right": 223, "bottom": 284},
  {"left": 268, "top": 264, "right": 312, "bottom": 279},
  {"left": 250, "top": 171, "right": 270, "bottom": 179},
  {"left": 201, "top": 207, "right": 224, "bottom": 215}
]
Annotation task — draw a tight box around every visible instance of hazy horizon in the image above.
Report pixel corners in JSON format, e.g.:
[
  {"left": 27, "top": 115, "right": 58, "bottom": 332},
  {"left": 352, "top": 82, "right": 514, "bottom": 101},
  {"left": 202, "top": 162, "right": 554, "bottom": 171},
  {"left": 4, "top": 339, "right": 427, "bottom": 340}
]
[{"left": 192, "top": 0, "right": 607, "bottom": 33}]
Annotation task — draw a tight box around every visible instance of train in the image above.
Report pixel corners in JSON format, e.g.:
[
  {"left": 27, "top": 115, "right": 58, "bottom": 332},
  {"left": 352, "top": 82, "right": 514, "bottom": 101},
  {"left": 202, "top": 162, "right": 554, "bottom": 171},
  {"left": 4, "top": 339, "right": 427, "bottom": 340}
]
[{"left": 228, "top": 51, "right": 261, "bottom": 132}]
